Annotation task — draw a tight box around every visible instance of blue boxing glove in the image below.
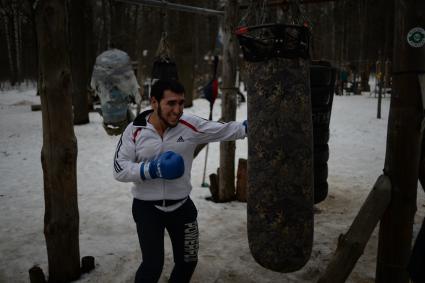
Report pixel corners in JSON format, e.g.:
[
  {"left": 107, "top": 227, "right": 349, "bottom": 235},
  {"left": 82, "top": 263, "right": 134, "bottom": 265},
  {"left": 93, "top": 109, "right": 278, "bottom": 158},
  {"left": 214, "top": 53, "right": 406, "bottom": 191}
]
[{"left": 140, "top": 151, "right": 185, "bottom": 180}]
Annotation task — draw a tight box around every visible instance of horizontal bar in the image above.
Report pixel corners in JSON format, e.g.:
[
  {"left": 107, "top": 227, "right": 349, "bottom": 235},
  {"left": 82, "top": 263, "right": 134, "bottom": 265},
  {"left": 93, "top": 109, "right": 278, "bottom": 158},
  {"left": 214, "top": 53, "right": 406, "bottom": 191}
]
[
  {"left": 240, "top": 0, "right": 337, "bottom": 9},
  {"left": 115, "top": 0, "right": 224, "bottom": 17}
]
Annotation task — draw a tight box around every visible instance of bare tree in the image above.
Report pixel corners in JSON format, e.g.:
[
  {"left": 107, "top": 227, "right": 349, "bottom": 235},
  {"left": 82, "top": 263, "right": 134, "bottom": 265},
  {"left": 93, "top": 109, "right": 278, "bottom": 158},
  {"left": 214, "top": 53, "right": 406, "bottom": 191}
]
[
  {"left": 0, "top": 0, "right": 15, "bottom": 84},
  {"left": 69, "top": 0, "right": 90, "bottom": 124},
  {"left": 110, "top": 0, "right": 125, "bottom": 49},
  {"left": 34, "top": 0, "right": 81, "bottom": 281},
  {"left": 12, "top": 0, "right": 21, "bottom": 82}
]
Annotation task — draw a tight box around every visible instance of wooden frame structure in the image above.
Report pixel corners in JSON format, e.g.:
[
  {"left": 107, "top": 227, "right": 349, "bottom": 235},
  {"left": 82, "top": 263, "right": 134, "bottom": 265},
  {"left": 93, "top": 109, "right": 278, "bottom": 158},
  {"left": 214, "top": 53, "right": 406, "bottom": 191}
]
[{"left": 114, "top": 1, "right": 425, "bottom": 281}]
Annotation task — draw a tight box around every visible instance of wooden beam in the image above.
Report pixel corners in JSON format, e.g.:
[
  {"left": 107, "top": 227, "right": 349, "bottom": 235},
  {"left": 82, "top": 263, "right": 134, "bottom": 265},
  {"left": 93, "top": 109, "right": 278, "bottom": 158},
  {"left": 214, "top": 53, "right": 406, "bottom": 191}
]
[
  {"left": 218, "top": 0, "right": 238, "bottom": 202},
  {"left": 375, "top": 0, "right": 425, "bottom": 281},
  {"left": 318, "top": 175, "right": 391, "bottom": 283},
  {"left": 236, "top": 158, "right": 247, "bottom": 202}
]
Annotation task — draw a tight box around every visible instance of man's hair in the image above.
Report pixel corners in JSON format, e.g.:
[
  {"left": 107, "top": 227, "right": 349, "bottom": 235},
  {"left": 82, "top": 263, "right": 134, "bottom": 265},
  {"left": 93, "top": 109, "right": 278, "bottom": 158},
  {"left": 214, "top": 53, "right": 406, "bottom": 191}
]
[{"left": 150, "top": 79, "right": 185, "bottom": 102}]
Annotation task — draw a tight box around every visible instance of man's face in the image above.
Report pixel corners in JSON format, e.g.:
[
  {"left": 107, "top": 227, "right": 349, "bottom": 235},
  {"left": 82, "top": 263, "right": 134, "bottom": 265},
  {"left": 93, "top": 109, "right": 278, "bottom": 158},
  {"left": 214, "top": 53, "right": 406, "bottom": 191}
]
[{"left": 153, "top": 90, "right": 185, "bottom": 128}]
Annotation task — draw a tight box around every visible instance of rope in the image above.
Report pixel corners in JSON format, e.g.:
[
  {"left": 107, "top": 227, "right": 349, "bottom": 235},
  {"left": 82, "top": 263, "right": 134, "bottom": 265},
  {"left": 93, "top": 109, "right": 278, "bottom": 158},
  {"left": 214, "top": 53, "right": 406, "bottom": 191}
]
[
  {"left": 238, "top": 0, "right": 255, "bottom": 26},
  {"left": 288, "top": 0, "right": 302, "bottom": 25},
  {"left": 259, "top": 0, "right": 267, "bottom": 25},
  {"left": 238, "top": 0, "right": 268, "bottom": 27},
  {"left": 155, "top": 32, "right": 171, "bottom": 61}
]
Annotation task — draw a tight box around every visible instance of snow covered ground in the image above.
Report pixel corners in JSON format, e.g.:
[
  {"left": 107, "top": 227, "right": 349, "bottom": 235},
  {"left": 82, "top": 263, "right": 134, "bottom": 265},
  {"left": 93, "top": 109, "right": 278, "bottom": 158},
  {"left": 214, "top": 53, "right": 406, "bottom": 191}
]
[{"left": 0, "top": 87, "right": 424, "bottom": 283}]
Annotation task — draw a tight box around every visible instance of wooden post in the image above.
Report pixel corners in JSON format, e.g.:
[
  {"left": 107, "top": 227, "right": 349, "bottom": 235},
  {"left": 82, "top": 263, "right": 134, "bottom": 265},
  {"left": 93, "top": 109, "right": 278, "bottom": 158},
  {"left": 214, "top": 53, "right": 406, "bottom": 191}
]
[
  {"left": 318, "top": 175, "right": 391, "bottom": 283},
  {"left": 34, "top": 0, "right": 81, "bottom": 281},
  {"left": 208, "top": 167, "right": 220, "bottom": 202},
  {"left": 219, "top": 0, "right": 238, "bottom": 202},
  {"left": 419, "top": 75, "right": 425, "bottom": 189},
  {"left": 376, "top": 1, "right": 425, "bottom": 282},
  {"left": 236, "top": 158, "right": 247, "bottom": 202},
  {"left": 29, "top": 266, "right": 46, "bottom": 283}
]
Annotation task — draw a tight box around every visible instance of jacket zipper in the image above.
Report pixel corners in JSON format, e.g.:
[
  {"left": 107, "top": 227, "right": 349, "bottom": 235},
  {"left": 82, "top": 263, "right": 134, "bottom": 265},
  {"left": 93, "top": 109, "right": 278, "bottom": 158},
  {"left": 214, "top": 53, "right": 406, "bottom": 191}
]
[
  {"left": 147, "top": 115, "right": 168, "bottom": 207},
  {"left": 161, "top": 129, "right": 167, "bottom": 206}
]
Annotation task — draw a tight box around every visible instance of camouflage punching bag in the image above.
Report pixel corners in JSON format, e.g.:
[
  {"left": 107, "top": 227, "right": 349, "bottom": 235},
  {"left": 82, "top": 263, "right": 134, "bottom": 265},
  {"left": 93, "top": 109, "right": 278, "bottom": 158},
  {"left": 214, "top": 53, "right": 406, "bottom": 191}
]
[{"left": 237, "top": 24, "right": 314, "bottom": 272}]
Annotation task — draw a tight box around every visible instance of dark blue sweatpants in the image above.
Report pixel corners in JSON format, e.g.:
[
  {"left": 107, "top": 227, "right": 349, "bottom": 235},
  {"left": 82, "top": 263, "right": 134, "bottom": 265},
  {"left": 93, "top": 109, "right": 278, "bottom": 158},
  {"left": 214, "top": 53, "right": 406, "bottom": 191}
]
[{"left": 132, "top": 198, "right": 199, "bottom": 283}]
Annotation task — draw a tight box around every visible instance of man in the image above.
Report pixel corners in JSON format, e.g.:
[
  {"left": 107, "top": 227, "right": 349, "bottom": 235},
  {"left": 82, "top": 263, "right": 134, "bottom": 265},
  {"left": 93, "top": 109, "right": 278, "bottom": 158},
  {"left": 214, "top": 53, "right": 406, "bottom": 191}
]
[{"left": 113, "top": 79, "right": 247, "bottom": 283}]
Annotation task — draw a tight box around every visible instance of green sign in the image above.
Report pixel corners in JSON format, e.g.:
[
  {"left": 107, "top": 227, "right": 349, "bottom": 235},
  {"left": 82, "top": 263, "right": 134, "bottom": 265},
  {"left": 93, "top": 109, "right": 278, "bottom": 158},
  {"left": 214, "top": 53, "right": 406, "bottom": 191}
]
[{"left": 407, "top": 27, "right": 425, "bottom": 48}]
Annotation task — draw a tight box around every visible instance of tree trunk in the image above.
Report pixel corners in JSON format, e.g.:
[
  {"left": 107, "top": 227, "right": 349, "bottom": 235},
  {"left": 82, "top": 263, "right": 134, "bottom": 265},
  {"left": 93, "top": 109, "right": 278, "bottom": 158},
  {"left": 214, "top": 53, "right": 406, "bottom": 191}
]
[
  {"left": 69, "top": 0, "right": 90, "bottom": 125},
  {"left": 377, "top": 72, "right": 383, "bottom": 118},
  {"left": 106, "top": 0, "right": 112, "bottom": 49},
  {"left": 318, "top": 175, "right": 391, "bottom": 283},
  {"left": 419, "top": 136, "right": 425, "bottom": 190},
  {"left": 34, "top": 0, "right": 81, "bottom": 281},
  {"left": 98, "top": 0, "right": 108, "bottom": 53},
  {"left": 359, "top": 0, "right": 369, "bottom": 92},
  {"left": 111, "top": 0, "right": 125, "bottom": 50},
  {"left": 419, "top": 134, "right": 425, "bottom": 189},
  {"left": 1, "top": 8, "right": 16, "bottom": 85},
  {"left": 12, "top": 0, "right": 21, "bottom": 83},
  {"left": 85, "top": 0, "right": 96, "bottom": 111},
  {"left": 218, "top": 0, "right": 238, "bottom": 202},
  {"left": 136, "top": 16, "right": 146, "bottom": 108},
  {"left": 168, "top": 0, "right": 195, "bottom": 108},
  {"left": 376, "top": 1, "right": 425, "bottom": 282}
]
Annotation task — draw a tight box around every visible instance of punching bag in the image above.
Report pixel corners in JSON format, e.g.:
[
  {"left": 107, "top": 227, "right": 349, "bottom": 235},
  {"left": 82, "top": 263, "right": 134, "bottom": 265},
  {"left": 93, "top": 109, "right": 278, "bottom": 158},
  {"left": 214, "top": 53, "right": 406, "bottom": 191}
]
[
  {"left": 151, "top": 32, "right": 179, "bottom": 82},
  {"left": 237, "top": 24, "right": 314, "bottom": 272}
]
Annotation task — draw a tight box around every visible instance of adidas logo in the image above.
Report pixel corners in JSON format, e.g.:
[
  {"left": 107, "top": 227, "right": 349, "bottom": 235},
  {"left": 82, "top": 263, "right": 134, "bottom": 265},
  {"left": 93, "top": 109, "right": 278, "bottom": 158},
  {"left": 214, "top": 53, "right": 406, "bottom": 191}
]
[{"left": 177, "top": 136, "right": 185, "bottom": 142}]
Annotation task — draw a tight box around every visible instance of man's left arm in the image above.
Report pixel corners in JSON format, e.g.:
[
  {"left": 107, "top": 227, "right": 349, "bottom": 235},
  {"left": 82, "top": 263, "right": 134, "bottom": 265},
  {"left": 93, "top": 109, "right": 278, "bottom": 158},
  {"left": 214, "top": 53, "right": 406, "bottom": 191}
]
[{"left": 188, "top": 116, "right": 247, "bottom": 144}]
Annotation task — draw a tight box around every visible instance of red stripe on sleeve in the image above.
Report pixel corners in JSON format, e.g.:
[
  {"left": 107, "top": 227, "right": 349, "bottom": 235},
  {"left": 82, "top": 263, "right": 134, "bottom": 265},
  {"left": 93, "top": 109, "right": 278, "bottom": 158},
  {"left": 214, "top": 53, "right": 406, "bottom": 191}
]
[
  {"left": 133, "top": 128, "right": 142, "bottom": 143},
  {"left": 179, "top": 119, "right": 199, "bottom": 132}
]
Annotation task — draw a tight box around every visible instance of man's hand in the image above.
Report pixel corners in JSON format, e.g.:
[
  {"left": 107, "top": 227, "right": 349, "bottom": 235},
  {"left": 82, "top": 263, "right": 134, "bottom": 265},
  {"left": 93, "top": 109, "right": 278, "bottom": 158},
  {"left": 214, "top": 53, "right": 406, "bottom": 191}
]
[{"left": 140, "top": 151, "right": 185, "bottom": 180}]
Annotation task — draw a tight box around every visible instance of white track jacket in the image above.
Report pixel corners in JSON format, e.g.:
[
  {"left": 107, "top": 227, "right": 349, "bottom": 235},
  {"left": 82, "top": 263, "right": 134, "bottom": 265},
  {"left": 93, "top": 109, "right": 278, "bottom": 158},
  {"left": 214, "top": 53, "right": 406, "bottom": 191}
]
[{"left": 113, "top": 109, "right": 247, "bottom": 201}]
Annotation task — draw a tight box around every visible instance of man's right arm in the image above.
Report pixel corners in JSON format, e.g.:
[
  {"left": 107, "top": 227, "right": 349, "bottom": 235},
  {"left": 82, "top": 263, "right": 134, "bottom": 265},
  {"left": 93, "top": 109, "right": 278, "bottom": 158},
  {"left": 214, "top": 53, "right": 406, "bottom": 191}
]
[
  {"left": 113, "top": 125, "right": 185, "bottom": 182},
  {"left": 113, "top": 124, "right": 142, "bottom": 183}
]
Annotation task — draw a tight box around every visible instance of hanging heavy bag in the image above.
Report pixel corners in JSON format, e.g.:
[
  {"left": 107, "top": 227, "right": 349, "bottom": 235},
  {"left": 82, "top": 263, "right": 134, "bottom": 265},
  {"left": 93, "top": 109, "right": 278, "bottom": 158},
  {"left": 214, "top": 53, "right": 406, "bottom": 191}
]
[
  {"left": 202, "top": 55, "right": 219, "bottom": 109},
  {"left": 151, "top": 32, "right": 179, "bottom": 82},
  {"left": 151, "top": 57, "right": 179, "bottom": 81},
  {"left": 237, "top": 24, "right": 314, "bottom": 272}
]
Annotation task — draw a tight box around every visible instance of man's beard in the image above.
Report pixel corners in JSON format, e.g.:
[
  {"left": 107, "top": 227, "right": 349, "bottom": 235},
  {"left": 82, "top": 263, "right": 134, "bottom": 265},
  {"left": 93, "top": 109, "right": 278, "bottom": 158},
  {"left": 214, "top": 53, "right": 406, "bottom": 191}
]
[{"left": 158, "top": 104, "right": 181, "bottom": 128}]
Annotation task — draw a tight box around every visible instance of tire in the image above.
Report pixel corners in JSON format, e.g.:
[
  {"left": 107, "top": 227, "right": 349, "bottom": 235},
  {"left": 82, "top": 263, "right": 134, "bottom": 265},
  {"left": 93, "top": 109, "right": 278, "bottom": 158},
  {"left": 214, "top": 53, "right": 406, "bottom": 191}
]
[
  {"left": 311, "top": 86, "right": 332, "bottom": 107},
  {"left": 310, "top": 63, "right": 333, "bottom": 87},
  {"left": 314, "top": 181, "right": 328, "bottom": 204},
  {"left": 313, "top": 126, "right": 330, "bottom": 145},
  {"left": 314, "top": 163, "right": 328, "bottom": 184},
  {"left": 314, "top": 144, "right": 329, "bottom": 164},
  {"left": 312, "top": 106, "right": 332, "bottom": 127}
]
